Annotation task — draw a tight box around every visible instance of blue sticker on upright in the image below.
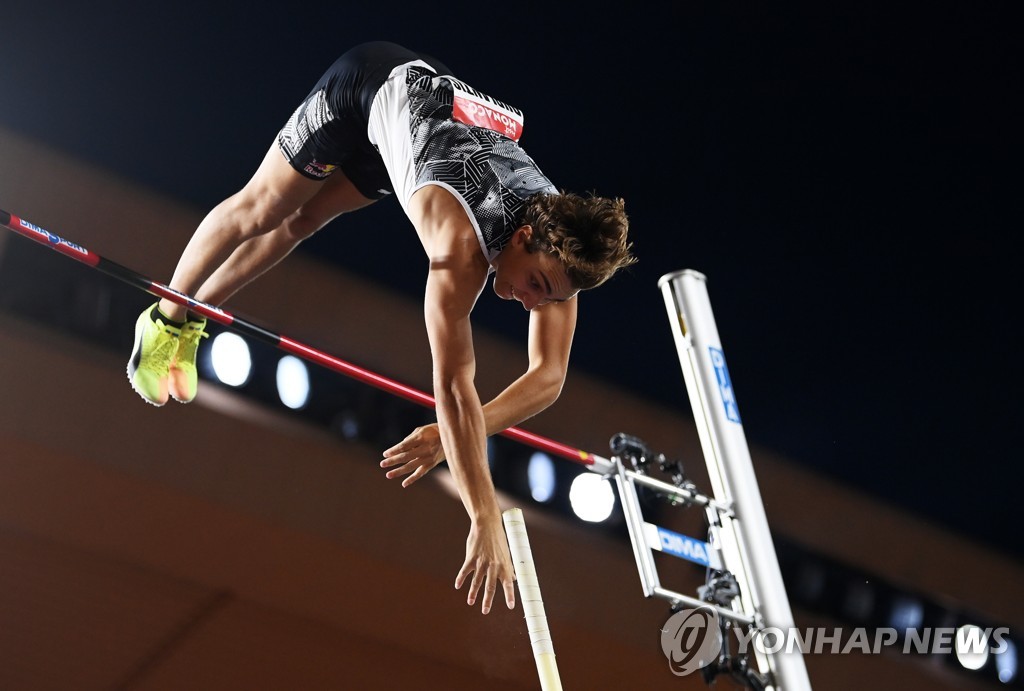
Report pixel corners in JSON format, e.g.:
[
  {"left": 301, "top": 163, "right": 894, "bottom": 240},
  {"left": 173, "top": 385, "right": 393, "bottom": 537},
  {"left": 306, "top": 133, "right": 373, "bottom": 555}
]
[
  {"left": 646, "top": 523, "right": 721, "bottom": 569},
  {"left": 709, "top": 346, "right": 741, "bottom": 424}
]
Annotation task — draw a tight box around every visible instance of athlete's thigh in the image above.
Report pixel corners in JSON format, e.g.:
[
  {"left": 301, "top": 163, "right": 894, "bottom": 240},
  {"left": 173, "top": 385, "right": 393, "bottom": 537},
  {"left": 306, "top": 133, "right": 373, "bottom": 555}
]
[
  {"left": 239, "top": 141, "right": 326, "bottom": 221},
  {"left": 299, "top": 169, "right": 377, "bottom": 227}
]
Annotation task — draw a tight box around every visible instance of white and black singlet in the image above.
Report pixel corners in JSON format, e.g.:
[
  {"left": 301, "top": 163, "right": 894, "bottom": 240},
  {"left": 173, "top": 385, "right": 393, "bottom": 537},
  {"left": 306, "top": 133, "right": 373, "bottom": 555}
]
[{"left": 277, "top": 41, "right": 558, "bottom": 262}]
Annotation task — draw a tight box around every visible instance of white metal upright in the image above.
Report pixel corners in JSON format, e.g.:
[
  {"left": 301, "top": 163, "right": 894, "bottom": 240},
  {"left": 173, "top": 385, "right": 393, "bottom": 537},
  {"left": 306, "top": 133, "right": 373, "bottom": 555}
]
[{"left": 659, "top": 269, "right": 812, "bottom": 691}]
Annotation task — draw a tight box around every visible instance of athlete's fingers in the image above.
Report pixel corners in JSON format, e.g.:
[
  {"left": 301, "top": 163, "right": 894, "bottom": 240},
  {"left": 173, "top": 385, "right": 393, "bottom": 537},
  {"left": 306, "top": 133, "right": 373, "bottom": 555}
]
[
  {"left": 380, "top": 446, "right": 425, "bottom": 470},
  {"left": 466, "top": 562, "right": 485, "bottom": 608},
  {"left": 503, "top": 573, "right": 516, "bottom": 610},
  {"left": 384, "top": 460, "right": 418, "bottom": 479},
  {"left": 455, "top": 557, "right": 474, "bottom": 591},
  {"left": 401, "top": 465, "right": 429, "bottom": 488},
  {"left": 380, "top": 454, "right": 407, "bottom": 470},
  {"left": 382, "top": 432, "right": 418, "bottom": 458},
  {"left": 481, "top": 575, "right": 499, "bottom": 615}
]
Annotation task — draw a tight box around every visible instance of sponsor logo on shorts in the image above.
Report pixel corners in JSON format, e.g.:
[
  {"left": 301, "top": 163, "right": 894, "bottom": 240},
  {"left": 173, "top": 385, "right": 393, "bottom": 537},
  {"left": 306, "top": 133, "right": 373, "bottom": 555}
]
[{"left": 304, "top": 161, "right": 337, "bottom": 179}]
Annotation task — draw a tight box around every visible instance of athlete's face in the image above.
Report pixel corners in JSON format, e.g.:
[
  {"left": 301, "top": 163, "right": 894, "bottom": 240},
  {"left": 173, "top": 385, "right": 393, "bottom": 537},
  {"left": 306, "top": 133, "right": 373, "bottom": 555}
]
[{"left": 492, "top": 226, "right": 577, "bottom": 311}]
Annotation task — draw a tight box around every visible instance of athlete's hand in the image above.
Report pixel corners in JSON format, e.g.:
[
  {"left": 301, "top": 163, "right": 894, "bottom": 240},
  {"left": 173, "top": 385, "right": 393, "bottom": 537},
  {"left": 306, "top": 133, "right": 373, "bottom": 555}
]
[
  {"left": 380, "top": 423, "right": 446, "bottom": 487},
  {"left": 455, "top": 514, "right": 516, "bottom": 614}
]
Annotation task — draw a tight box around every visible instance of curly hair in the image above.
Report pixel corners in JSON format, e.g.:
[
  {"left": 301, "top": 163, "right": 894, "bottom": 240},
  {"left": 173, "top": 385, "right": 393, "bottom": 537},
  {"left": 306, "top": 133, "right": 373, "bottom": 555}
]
[{"left": 519, "top": 192, "right": 636, "bottom": 290}]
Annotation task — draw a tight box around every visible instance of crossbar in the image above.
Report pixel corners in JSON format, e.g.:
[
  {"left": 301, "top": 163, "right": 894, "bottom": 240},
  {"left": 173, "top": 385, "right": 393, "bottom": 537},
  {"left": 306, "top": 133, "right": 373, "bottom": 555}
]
[{"left": 0, "top": 207, "right": 612, "bottom": 473}]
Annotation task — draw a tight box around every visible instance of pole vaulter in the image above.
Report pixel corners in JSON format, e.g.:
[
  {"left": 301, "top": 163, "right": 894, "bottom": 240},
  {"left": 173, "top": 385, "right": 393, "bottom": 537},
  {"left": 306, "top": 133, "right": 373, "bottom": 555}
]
[
  {"left": 2, "top": 207, "right": 811, "bottom": 689},
  {"left": 1, "top": 207, "right": 612, "bottom": 473},
  {"left": 2, "top": 206, "right": 572, "bottom": 689}
]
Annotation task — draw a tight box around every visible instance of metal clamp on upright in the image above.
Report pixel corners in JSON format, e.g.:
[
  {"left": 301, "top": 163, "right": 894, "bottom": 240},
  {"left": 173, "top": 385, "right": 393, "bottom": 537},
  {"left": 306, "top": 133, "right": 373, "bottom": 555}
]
[
  {"left": 607, "top": 432, "right": 752, "bottom": 627},
  {"left": 610, "top": 432, "right": 698, "bottom": 505}
]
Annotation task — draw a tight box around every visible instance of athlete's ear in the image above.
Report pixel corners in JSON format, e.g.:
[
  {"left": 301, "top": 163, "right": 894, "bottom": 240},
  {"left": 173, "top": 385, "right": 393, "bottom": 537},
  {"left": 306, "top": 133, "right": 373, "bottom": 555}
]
[{"left": 515, "top": 224, "right": 533, "bottom": 244}]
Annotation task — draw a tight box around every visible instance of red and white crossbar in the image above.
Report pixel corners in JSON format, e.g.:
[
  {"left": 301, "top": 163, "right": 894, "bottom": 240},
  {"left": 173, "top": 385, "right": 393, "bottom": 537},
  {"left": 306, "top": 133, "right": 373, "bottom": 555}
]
[{"left": 0, "top": 208, "right": 612, "bottom": 473}]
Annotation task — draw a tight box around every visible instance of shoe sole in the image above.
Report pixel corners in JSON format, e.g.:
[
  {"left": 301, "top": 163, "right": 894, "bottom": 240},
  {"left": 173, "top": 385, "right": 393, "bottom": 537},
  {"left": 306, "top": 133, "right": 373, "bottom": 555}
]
[{"left": 127, "top": 313, "right": 167, "bottom": 407}]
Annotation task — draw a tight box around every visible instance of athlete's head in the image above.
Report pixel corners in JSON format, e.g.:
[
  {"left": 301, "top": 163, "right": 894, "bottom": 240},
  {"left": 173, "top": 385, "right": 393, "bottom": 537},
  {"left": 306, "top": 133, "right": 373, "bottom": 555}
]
[
  {"left": 491, "top": 192, "right": 635, "bottom": 310},
  {"left": 521, "top": 192, "right": 635, "bottom": 290}
]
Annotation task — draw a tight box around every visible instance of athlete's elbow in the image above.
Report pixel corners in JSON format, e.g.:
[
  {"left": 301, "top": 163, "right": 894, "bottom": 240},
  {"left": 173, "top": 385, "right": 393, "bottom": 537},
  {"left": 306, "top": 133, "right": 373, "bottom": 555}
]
[
  {"left": 433, "top": 370, "right": 476, "bottom": 407},
  {"left": 535, "top": 368, "right": 566, "bottom": 409}
]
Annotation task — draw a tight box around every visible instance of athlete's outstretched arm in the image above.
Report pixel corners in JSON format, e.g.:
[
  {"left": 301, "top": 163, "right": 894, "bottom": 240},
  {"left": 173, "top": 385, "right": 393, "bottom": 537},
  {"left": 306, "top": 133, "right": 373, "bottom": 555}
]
[
  {"left": 422, "top": 251, "right": 516, "bottom": 616},
  {"left": 381, "top": 298, "right": 578, "bottom": 486}
]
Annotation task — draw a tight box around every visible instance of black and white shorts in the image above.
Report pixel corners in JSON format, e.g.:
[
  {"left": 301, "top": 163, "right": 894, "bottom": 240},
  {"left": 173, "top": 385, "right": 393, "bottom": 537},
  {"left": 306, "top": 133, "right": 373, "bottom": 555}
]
[{"left": 276, "top": 41, "right": 449, "bottom": 199}]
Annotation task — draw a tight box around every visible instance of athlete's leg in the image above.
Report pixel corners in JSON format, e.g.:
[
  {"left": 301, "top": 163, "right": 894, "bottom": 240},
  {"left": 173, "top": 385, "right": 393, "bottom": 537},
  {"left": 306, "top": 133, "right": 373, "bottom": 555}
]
[
  {"left": 163, "top": 166, "right": 376, "bottom": 404},
  {"left": 194, "top": 167, "right": 376, "bottom": 307},
  {"left": 157, "top": 142, "right": 324, "bottom": 321}
]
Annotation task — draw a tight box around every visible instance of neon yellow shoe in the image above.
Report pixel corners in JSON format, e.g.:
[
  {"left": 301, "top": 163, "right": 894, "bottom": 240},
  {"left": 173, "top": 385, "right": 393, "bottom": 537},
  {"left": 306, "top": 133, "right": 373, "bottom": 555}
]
[
  {"left": 169, "top": 317, "right": 208, "bottom": 403},
  {"left": 127, "top": 303, "right": 181, "bottom": 406}
]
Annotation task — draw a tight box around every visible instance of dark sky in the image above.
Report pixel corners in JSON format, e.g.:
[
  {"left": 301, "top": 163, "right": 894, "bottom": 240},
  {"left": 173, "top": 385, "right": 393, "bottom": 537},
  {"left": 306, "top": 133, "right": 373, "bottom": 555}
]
[{"left": 2, "top": 2, "right": 1019, "bottom": 560}]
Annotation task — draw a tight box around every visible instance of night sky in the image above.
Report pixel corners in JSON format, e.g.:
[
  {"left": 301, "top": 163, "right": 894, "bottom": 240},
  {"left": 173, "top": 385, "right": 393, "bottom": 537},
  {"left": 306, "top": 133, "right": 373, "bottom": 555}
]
[{"left": 2, "top": 3, "right": 1019, "bottom": 560}]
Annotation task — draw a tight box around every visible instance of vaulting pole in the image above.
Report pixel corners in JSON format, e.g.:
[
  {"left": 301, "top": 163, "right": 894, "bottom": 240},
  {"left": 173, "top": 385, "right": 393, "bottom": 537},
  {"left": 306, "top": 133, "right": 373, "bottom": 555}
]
[{"left": 503, "top": 508, "right": 562, "bottom": 691}]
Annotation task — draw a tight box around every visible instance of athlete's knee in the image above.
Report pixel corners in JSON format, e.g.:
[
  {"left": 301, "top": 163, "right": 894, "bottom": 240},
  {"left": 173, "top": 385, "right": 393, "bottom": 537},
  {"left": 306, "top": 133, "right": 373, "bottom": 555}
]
[
  {"left": 221, "top": 187, "right": 297, "bottom": 239},
  {"left": 284, "top": 188, "right": 365, "bottom": 240},
  {"left": 281, "top": 209, "right": 325, "bottom": 241}
]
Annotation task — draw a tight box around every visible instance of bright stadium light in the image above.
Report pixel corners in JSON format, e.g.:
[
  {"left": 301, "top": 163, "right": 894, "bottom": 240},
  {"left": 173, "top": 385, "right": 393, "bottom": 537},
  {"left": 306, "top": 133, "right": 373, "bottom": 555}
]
[
  {"left": 527, "top": 452, "right": 556, "bottom": 503},
  {"left": 276, "top": 355, "right": 310, "bottom": 409},
  {"left": 996, "top": 638, "right": 1018, "bottom": 683},
  {"left": 888, "top": 597, "right": 924, "bottom": 633},
  {"left": 569, "top": 472, "right": 615, "bottom": 522},
  {"left": 210, "top": 332, "right": 252, "bottom": 387},
  {"left": 955, "top": 624, "right": 990, "bottom": 671}
]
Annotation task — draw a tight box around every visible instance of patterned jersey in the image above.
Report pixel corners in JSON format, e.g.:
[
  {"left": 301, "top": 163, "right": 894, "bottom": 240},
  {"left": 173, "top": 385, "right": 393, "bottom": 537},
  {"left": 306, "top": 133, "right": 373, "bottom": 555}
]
[{"left": 371, "top": 63, "right": 559, "bottom": 263}]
